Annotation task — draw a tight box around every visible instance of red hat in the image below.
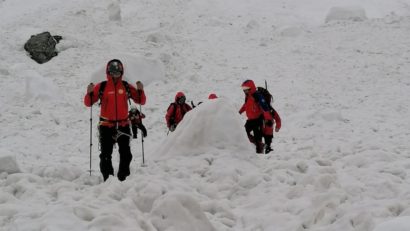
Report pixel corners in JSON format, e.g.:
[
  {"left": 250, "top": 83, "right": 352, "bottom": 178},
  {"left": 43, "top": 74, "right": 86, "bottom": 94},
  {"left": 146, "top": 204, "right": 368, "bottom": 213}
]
[{"left": 208, "top": 93, "right": 217, "bottom": 99}]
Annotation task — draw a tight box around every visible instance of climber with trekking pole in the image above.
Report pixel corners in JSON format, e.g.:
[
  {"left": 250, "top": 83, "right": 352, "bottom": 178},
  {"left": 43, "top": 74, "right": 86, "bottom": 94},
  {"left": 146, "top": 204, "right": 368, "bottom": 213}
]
[
  {"left": 128, "top": 91, "right": 148, "bottom": 167},
  {"left": 84, "top": 59, "right": 146, "bottom": 181}
]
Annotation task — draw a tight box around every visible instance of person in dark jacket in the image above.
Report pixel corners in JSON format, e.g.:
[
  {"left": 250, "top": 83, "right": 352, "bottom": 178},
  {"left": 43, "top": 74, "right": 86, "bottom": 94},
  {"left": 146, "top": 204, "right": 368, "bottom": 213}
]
[
  {"left": 165, "top": 92, "right": 192, "bottom": 132},
  {"left": 239, "top": 79, "right": 272, "bottom": 153},
  {"left": 84, "top": 59, "right": 146, "bottom": 181}
]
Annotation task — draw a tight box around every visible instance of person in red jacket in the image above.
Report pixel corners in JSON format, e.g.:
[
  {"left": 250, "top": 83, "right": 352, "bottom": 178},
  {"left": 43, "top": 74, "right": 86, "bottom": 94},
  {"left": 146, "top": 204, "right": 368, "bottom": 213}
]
[
  {"left": 165, "top": 92, "right": 192, "bottom": 132},
  {"left": 262, "top": 107, "right": 281, "bottom": 153},
  {"left": 239, "top": 79, "right": 273, "bottom": 153},
  {"left": 84, "top": 59, "right": 146, "bottom": 181}
]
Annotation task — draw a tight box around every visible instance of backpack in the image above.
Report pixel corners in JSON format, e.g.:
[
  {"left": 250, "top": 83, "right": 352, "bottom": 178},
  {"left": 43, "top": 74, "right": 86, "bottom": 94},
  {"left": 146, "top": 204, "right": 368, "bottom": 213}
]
[
  {"left": 98, "top": 80, "right": 131, "bottom": 105},
  {"left": 256, "top": 87, "right": 273, "bottom": 105}
]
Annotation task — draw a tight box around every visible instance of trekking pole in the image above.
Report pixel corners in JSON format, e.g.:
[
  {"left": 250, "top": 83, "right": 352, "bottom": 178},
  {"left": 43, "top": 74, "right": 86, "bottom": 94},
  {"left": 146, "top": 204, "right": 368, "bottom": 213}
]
[
  {"left": 139, "top": 103, "right": 146, "bottom": 167},
  {"left": 89, "top": 92, "right": 93, "bottom": 176}
]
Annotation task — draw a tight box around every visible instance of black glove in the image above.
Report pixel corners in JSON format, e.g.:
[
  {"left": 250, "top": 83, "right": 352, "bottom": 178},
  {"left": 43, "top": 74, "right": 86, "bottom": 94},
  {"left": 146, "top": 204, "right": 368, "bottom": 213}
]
[
  {"left": 132, "top": 125, "right": 138, "bottom": 139},
  {"left": 139, "top": 124, "right": 147, "bottom": 137},
  {"left": 169, "top": 124, "right": 177, "bottom": 132}
]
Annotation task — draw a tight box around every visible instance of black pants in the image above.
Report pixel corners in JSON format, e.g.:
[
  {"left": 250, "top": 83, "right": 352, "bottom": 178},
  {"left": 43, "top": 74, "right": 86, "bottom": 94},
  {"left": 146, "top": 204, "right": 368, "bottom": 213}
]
[
  {"left": 245, "top": 116, "right": 263, "bottom": 144},
  {"left": 99, "top": 125, "right": 132, "bottom": 181},
  {"left": 264, "top": 135, "right": 273, "bottom": 146}
]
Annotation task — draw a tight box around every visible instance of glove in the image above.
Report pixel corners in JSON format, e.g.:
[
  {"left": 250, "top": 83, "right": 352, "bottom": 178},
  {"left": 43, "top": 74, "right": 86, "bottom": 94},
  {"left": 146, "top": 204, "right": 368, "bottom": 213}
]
[
  {"left": 87, "top": 83, "right": 94, "bottom": 94},
  {"left": 136, "top": 81, "right": 144, "bottom": 90},
  {"left": 265, "top": 120, "right": 273, "bottom": 127},
  {"left": 169, "top": 124, "right": 176, "bottom": 132},
  {"left": 275, "top": 127, "right": 280, "bottom": 132},
  {"left": 139, "top": 124, "right": 148, "bottom": 137}
]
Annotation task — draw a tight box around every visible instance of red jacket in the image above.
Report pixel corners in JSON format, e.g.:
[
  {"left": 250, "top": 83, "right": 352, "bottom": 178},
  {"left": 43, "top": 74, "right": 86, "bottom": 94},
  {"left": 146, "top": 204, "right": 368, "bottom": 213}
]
[
  {"left": 84, "top": 73, "right": 146, "bottom": 127},
  {"left": 165, "top": 92, "right": 192, "bottom": 127},
  {"left": 239, "top": 80, "right": 272, "bottom": 120}
]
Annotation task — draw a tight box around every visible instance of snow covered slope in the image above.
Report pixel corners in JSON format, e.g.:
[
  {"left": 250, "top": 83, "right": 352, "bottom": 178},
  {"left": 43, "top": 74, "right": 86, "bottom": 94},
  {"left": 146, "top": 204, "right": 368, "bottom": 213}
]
[{"left": 1, "top": 0, "right": 410, "bottom": 230}]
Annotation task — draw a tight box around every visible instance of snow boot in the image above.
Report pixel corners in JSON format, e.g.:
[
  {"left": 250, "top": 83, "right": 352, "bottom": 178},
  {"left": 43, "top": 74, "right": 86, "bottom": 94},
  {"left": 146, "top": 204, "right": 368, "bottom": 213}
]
[{"left": 265, "top": 145, "right": 273, "bottom": 154}]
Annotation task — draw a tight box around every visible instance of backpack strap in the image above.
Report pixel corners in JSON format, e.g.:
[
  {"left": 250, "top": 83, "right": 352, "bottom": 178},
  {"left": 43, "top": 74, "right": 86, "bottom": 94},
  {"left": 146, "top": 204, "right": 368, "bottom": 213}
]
[
  {"left": 122, "top": 80, "right": 132, "bottom": 105},
  {"left": 98, "top": 81, "right": 107, "bottom": 106}
]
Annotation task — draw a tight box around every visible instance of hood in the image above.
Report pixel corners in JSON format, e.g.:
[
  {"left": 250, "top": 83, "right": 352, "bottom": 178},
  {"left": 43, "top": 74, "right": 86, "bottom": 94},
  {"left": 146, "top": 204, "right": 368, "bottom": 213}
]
[
  {"left": 208, "top": 93, "right": 218, "bottom": 99},
  {"left": 241, "top": 79, "right": 256, "bottom": 94},
  {"left": 106, "top": 59, "right": 124, "bottom": 80},
  {"left": 175, "top": 91, "right": 185, "bottom": 102}
]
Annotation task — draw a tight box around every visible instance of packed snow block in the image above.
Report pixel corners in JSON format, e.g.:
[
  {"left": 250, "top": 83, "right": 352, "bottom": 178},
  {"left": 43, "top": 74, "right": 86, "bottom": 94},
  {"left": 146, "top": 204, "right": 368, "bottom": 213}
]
[
  {"left": 0, "top": 151, "right": 21, "bottom": 174},
  {"left": 151, "top": 193, "right": 216, "bottom": 231},
  {"left": 24, "top": 32, "right": 62, "bottom": 64},
  {"left": 156, "top": 98, "right": 253, "bottom": 158},
  {"left": 325, "top": 6, "right": 367, "bottom": 23}
]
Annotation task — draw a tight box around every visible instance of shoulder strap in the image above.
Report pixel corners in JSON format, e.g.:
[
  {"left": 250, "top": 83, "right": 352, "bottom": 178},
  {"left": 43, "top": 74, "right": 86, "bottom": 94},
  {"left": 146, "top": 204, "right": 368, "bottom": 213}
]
[
  {"left": 98, "top": 81, "right": 107, "bottom": 105},
  {"left": 122, "top": 81, "right": 131, "bottom": 98},
  {"left": 122, "top": 80, "right": 132, "bottom": 105}
]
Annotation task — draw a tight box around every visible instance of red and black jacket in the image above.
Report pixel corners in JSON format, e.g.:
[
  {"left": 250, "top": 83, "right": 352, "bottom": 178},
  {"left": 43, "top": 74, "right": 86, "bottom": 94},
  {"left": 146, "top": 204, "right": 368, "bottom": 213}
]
[
  {"left": 239, "top": 80, "right": 272, "bottom": 120},
  {"left": 165, "top": 92, "right": 192, "bottom": 128},
  {"left": 84, "top": 61, "right": 146, "bottom": 127}
]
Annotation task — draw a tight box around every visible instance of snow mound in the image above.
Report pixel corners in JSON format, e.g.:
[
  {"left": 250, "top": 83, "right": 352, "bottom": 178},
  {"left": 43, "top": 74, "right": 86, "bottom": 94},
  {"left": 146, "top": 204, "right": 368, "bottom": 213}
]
[
  {"left": 155, "top": 98, "right": 253, "bottom": 159},
  {"left": 373, "top": 216, "right": 410, "bottom": 231},
  {"left": 90, "top": 53, "right": 165, "bottom": 86},
  {"left": 325, "top": 6, "right": 367, "bottom": 23},
  {"left": 0, "top": 149, "right": 21, "bottom": 174},
  {"left": 151, "top": 192, "right": 216, "bottom": 231},
  {"left": 18, "top": 69, "right": 61, "bottom": 101}
]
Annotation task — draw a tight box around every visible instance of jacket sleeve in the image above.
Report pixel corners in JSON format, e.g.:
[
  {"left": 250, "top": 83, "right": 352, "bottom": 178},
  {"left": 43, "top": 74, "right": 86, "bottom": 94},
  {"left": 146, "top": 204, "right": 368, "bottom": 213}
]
[
  {"left": 239, "top": 104, "right": 246, "bottom": 114},
  {"left": 130, "top": 85, "right": 146, "bottom": 105},
  {"left": 165, "top": 104, "right": 175, "bottom": 127},
  {"left": 273, "top": 109, "right": 281, "bottom": 129},
  {"left": 186, "top": 104, "right": 193, "bottom": 112},
  {"left": 84, "top": 83, "right": 101, "bottom": 107}
]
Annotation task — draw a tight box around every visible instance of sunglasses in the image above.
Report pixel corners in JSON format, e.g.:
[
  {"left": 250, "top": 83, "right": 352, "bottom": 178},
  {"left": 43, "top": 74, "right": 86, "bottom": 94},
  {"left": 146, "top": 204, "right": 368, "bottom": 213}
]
[
  {"left": 242, "top": 87, "right": 250, "bottom": 93},
  {"left": 110, "top": 71, "right": 122, "bottom": 77}
]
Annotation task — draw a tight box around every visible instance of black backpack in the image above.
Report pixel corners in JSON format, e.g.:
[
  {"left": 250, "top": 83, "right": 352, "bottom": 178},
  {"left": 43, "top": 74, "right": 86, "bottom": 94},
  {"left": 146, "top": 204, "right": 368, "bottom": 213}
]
[
  {"left": 98, "top": 80, "right": 131, "bottom": 105},
  {"left": 256, "top": 87, "right": 273, "bottom": 105}
]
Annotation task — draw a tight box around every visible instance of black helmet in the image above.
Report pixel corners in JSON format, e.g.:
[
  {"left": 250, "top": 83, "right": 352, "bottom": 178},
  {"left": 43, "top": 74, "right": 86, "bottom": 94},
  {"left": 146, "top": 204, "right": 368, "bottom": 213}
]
[{"left": 107, "top": 59, "right": 124, "bottom": 76}]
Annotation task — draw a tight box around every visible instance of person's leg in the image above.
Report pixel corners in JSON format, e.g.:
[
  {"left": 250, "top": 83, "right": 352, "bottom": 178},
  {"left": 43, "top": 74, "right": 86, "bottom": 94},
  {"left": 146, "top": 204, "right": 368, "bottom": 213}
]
[
  {"left": 117, "top": 126, "right": 132, "bottom": 181},
  {"left": 245, "top": 120, "right": 255, "bottom": 144},
  {"left": 99, "top": 126, "right": 115, "bottom": 181},
  {"left": 253, "top": 116, "right": 264, "bottom": 153},
  {"left": 264, "top": 135, "right": 273, "bottom": 153}
]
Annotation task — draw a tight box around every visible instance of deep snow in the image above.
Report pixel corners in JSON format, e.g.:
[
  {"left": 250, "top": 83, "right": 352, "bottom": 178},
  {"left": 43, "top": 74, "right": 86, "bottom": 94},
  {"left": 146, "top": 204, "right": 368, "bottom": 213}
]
[{"left": 1, "top": 0, "right": 410, "bottom": 230}]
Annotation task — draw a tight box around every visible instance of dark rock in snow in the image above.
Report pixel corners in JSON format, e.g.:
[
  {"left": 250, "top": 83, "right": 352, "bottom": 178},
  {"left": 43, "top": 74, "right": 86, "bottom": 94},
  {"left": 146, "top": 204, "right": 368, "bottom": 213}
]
[{"left": 24, "top": 32, "right": 62, "bottom": 64}]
